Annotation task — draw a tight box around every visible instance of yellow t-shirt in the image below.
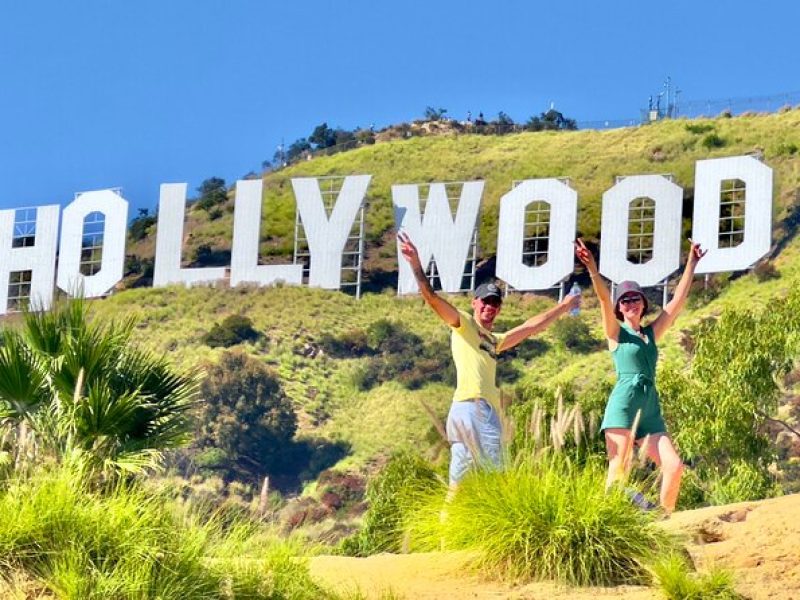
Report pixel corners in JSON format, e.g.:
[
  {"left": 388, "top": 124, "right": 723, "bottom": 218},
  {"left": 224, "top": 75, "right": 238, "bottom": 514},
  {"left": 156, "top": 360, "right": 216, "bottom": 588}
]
[{"left": 451, "top": 309, "right": 507, "bottom": 403}]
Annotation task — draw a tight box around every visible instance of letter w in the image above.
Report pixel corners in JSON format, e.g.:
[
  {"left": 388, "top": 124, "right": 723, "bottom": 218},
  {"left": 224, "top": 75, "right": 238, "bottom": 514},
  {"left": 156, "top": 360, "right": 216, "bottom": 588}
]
[{"left": 393, "top": 181, "right": 483, "bottom": 294}]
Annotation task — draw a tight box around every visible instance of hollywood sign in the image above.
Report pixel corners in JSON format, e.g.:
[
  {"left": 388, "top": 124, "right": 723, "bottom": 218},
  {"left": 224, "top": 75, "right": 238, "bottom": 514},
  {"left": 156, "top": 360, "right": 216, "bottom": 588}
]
[{"left": 0, "top": 155, "right": 772, "bottom": 315}]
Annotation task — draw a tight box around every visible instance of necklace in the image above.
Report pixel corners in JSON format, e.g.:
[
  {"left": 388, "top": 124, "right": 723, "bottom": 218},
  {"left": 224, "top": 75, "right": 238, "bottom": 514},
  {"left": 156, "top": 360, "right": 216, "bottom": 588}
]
[{"left": 626, "top": 323, "right": 649, "bottom": 344}]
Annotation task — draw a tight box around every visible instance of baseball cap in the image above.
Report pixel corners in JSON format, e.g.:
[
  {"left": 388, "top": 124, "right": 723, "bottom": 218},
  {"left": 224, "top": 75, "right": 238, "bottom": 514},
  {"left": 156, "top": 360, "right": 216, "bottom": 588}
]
[{"left": 474, "top": 281, "right": 502, "bottom": 301}]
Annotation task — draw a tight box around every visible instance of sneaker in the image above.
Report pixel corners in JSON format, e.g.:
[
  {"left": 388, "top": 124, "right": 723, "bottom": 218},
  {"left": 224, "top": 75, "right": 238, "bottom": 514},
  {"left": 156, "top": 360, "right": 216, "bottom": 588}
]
[{"left": 625, "top": 487, "right": 658, "bottom": 511}]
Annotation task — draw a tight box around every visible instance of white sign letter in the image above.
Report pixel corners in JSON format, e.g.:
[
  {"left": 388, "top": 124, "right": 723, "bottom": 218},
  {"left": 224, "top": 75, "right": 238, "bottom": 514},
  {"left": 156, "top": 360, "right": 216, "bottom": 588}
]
[
  {"left": 599, "top": 174, "right": 682, "bottom": 287},
  {"left": 291, "top": 175, "right": 371, "bottom": 289},
  {"left": 393, "top": 181, "right": 483, "bottom": 294},
  {"left": 57, "top": 189, "right": 128, "bottom": 298},
  {"left": 153, "top": 183, "right": 227, "bottom": 287},
  {"left": 691, "top": 156, "right": 772, "bottom": 274},
  {"left": 496, "top": 179, "right": 577, "bottom": 290},
  {"left": 230, "top": 179, "right": 303, "bottom": 287},
  {"left": 0, "top": 205, "right": 59, "bottom": 314}
]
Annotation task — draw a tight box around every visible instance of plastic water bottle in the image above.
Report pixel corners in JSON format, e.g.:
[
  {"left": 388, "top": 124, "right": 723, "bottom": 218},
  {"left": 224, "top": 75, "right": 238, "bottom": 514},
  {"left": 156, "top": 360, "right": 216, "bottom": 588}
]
[{"left": 568, "top": 282, "right": 581, "bottom": 316}]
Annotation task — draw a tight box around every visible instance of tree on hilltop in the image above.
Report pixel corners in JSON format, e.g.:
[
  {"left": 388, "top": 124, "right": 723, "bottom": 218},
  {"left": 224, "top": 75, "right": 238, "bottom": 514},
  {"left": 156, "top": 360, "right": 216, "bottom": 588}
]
[
  {"left": 310, "top": 122, "right": 337, "bottom": 149},
  {"left": 424, "top": 106, "right": 448, "bottom": 121},
  {"left": 525, "top": 108, "right": 577, "bottom": 131},
  {"left": 195, "top": 177, "right": 228, "bottom": 212}
]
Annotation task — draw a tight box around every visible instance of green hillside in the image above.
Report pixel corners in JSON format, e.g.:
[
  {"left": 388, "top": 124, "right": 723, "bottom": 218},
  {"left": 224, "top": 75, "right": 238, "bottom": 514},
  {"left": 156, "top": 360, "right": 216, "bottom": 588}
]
[
  {"left": 101, "top": 110, "right": 800, "bottom": 480},
  {"left": 3, "top": 111, "right": 799, "bottom": 597},
  {"left": 126, "top": 109, "right": 800, "bottom": 270}
]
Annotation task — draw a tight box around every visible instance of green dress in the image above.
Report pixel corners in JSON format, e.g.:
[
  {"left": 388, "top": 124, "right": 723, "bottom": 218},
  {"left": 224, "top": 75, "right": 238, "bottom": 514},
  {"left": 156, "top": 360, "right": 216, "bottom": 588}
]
[{"left": 600, "top": 322, "right": 667, "bottom": 438}]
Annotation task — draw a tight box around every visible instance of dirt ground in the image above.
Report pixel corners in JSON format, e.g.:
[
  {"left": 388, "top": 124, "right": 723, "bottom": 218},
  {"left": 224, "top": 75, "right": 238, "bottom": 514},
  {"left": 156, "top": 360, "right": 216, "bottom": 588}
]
[{"left": 310, "top": 493, "right": 800, "bottom": 599}]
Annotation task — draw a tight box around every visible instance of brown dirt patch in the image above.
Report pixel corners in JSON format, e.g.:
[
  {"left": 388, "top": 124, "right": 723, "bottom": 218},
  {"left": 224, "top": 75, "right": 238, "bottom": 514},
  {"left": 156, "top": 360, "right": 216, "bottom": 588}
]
[{"left": 310, "top": 493, "right": 800, "bottom": 599}]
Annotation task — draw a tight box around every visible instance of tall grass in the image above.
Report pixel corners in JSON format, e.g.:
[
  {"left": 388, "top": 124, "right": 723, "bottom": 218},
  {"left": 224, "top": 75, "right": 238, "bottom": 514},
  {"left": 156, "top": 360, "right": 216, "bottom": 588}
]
[
  {"left": 651, "top": 552, "right": 743, "bottom": 600},
  {"left": 0, "top": 466, "right": 328, "bottom": 599},
  {"left": 405, "top": 453, "right": 674, "bottom": 586}
]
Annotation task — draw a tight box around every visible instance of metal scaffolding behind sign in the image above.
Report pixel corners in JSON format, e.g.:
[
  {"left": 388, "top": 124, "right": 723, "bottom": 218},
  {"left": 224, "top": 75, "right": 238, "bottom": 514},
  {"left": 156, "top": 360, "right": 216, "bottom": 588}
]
[
  {"left": 504, "top": 179, "right": 572, "bottom": 299},
  {"left": 416, "top": 181, "right": 479, "bottom": 294},
  {"left": 293, "top": 176, "right": 366, "bottom": 298}
]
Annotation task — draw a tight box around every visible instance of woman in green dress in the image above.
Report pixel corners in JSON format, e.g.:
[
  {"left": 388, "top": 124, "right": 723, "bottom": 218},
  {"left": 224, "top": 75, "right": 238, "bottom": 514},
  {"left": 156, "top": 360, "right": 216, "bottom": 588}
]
[{"left": 575, "top": 238, "right": 706, "bottom": 514}]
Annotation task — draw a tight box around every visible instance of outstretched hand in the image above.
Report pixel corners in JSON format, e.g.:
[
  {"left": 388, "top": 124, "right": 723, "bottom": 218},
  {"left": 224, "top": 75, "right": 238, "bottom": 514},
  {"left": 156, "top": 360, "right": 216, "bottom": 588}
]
[
  {"left": 687, "top": 239, "right": 707, "bottom": 267},
  {"left": 574, "top": 238, "right": 598, "bottom": 273},
  {"left": 398, "top": 231, "right": 422, "bottom": 270}
]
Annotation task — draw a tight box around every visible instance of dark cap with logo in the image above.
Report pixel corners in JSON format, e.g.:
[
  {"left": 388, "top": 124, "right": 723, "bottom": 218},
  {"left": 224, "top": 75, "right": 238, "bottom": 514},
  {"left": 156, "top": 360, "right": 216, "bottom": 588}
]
[{"left": 474, "top": 281, "right": 502, "bottom": 301}]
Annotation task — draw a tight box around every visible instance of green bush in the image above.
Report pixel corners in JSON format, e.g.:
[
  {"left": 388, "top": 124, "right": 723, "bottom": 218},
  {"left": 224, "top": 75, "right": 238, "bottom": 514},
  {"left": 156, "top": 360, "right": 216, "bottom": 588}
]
[
  {"left": 192, "top": 243, "right": 231, "bottom": 267},
  {"left": 774, "top": 141, "right": 798, "bottom": 156},
  {"left": 705, "top": 460, "right": 779, "bottom": 505},
  {"left": 195, "top": 351, "right": 296, "bottom": 482},
  {"left": 325, "top": 319, "right": 455, "bottom": 391},
  {"left": 0, "top": 467, "right": 327, "bottom": 599},
  {"left": 407, "top": 454, "right": 672, "bottom": 585},
  {"left": 0, "top": 300, "right": 198, "bottom": 481},
  {"left": 194, "top": 177, "right": 228, "bottom": 212},
  {"left": 341, "top": 451, "right": 441, "bottom": 556},
  {"left": 661, "top": 290, "right": 800, "bottom": 505},
  {"left": 202, "top": 314, "right": 261, "bottom": 348},
  {"left": 701, "top": 133, "right": 726, "bottom": 149},
  {"left": 318, "top": 328, "right": 371, "bottom": 358},
  {"left": 652, "top": 552, "right": 743, "bottom": 599},
  {"left": 128, "top": 209, "right": 157, "bottom": 241},
  {"left": 550, "top": 316, "right": 601, "bottom": 353},
  {"left": 684, "top": 123, "right": 715, "bottom": 134}
]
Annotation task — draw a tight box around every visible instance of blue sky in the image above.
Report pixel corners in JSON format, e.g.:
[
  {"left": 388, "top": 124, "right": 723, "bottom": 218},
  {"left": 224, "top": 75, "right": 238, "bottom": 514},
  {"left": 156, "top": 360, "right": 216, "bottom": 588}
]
[{"left": 1, "top": 0, "right": 798, "bottom": 213}]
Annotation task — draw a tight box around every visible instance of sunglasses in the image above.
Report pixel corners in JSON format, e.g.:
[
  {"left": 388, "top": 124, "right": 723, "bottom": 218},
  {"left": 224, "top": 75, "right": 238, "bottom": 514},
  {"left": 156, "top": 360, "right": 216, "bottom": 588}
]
[
  {"left": 619, "top": 295, "right": 643, "bottom": 305},
  {"left": 479, "top": 296, "right": 502, "bottom": 307}
]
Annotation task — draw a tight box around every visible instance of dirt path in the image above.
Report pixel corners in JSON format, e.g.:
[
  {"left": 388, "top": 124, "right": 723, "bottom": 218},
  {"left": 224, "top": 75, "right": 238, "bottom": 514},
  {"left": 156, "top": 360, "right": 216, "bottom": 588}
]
[{"left": 310, "top": 493, "right": 800, "bottom": 599}]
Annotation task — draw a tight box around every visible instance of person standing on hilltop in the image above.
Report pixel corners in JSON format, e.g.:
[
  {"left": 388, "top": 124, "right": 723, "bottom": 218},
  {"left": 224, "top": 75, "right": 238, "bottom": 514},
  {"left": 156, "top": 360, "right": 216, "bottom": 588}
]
[
  {"left": 574, "top": 238, "right": 706, "bottom": 514},
  {"left": 397, "top": 232, "right": 581, "bottom": 491}
]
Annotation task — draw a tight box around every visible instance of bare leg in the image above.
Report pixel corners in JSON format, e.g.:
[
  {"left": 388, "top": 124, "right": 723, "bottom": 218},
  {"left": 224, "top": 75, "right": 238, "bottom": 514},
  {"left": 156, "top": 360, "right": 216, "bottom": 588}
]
[
  {"left": 604, "top": 428, "right": 633, "bottom": 490},
  {"left": 641, "top": 433, "right": 684, "bottom": 513}
]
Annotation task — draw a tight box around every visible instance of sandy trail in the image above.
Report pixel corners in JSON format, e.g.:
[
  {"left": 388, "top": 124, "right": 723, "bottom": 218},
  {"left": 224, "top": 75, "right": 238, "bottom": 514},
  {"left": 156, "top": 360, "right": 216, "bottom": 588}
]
[{"left": 310, "top": 493, "right": 800, "bottom": 599}]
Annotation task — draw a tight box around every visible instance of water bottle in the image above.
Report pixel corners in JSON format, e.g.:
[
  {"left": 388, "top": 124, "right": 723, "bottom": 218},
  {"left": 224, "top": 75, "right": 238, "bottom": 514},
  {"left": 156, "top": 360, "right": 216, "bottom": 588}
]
[{"left": 568, "top": 282, "right": 581, "bottom": 316}]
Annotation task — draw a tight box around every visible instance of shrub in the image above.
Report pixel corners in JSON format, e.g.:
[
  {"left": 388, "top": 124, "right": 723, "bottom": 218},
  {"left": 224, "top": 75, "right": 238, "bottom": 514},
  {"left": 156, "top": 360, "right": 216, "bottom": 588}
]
[
  {"left": 407, "top": 455, "right": 673, "bottom": 585},
  {"left": 341, "top": 451, "right": 441, "bottom": 556},
  {"left": 0, "top": 300, "right": 198, "bottom": 481},
  {"left": 316, "top": 469, "right": 367, "bottom": 513},
  {"left": 701, "top": 133, "right": 726, "bottom": 149},
  {"left": 202, "top": 314, "right": 261, "bottom": 348},
  {"left": 652, "top": 552, "right": 743, "bottom": 599},
  {"left": 550, "top": 316, "right": 601, "bottom": 353},
  {"left": 0, "top": 467, "right": 326, "bottom": 599},
  {"left": 684, "top": 123, "right": 715, "bottom": 134},
  {"left": 366, "top": 319, "right": 422, "bottom": 354},
  {"left": 195, "top": 177, "right": 228, "bottom": 212},
  {"left": 774, "top": 141, "right": 798, "bottom": 156},
  {"left": 752, "top": 260, "right": 780, "bottom": 282},
  {"left": 660, "top": 291, "right": 800, "bottom": 505},
  {"left": 318, "top": 328, "right": 371, "bottom": 358},
  {"left": 128, "top": 209, "right": 157, "bottom": 241},
  {"left": 195, "top": 351, "right": 297, "bottom": 481},
  {"left": 704, "top": 460, "right": 778, "bottom": 505},
  {"left": 328, "top": 320, "right": 455, "bottom": 391},
  {"left": 192, "top": 244, "right": 231, "bottom": 267}
]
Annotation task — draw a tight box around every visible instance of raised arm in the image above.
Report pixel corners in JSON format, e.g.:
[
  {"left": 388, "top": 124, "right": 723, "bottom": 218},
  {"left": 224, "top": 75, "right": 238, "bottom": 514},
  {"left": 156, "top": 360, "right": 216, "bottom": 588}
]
[
  {"left": 497, "top": 293, "right": 579, "bottom": 352},
  {"left": 397, "top": 231, "right": 461, "bottom": 327},
  {"left": 650, "top": 241, "right": 706, "bottom": 342},
  {"left": 575, "top": 238, "right": 620, "bottom": 342}
]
